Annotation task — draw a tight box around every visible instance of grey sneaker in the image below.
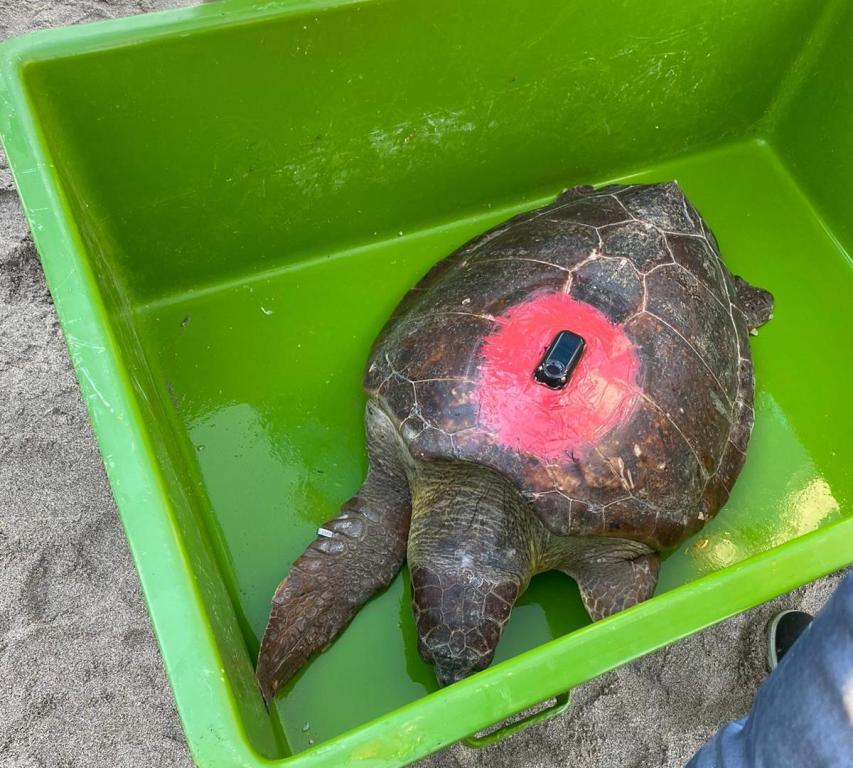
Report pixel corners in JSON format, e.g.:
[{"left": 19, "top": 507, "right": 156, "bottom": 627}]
[{"left": 767, "top": 609, "right": 813, "bottom": 671}]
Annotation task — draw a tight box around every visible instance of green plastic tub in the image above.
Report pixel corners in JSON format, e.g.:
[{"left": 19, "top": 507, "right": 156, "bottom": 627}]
[{"left": 1, "top": 0, "right": 851, "bottom": 764}]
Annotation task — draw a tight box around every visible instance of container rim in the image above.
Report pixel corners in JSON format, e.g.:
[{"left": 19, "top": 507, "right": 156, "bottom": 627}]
[{"left": 1, "top": 3, "right": 851, "bottom": 766}]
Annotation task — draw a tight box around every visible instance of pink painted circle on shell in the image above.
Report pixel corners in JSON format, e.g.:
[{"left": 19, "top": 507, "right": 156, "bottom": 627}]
[{"left": 476, "top": 291, "right": 641, "bottom": 460}]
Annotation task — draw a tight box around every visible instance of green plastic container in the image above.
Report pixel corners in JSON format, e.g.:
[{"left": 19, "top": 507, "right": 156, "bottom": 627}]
[{"left": 1, "top": 0, "right": 851, "bottom": 764}]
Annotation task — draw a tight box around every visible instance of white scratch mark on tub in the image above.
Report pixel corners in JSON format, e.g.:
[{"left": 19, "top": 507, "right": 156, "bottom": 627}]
[
  {"left": 368, "top": 110, "right": 477, "bottom": 159},
  {"left": 79, "top": 367, "right": 114, "bottom": 414},
  {"left": 66, "top": 335, "right": 106, "bottom": 353}
]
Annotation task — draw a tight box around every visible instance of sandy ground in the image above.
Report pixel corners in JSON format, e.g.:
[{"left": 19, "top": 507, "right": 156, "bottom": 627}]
[{"left": 0, "top": 2, "right": 848, "bottom": 767}]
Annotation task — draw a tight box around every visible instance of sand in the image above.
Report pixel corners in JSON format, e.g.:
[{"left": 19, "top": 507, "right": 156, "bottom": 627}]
[{"left": 0, "top": 2, "right": 847, "bottom": 766}]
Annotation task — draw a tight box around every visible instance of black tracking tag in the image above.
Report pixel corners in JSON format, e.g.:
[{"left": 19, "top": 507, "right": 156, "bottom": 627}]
[{"left": 534, "top": 331, "right": 585, "bottom": 389}]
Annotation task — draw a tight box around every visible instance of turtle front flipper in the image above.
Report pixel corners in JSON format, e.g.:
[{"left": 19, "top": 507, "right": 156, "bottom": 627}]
[
  {"left": 565, "top": 544, "right": 660, "bottom": 621},
  {"left": 256, "top": 404, "right": 411, "bottom": 703}
]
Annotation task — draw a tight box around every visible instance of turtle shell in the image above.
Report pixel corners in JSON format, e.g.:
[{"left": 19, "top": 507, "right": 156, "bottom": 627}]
[{"left": 365, "top": 182, "right": 756, "bottom": 550}]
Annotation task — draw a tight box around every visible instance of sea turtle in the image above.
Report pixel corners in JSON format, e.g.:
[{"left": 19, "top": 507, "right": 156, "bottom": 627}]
[{"left": 256, "top": 181, "right": 774, "bottom": 699}]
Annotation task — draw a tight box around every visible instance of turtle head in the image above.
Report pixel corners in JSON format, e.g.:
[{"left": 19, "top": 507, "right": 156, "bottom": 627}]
[
  {"left": 406, "top": 462, "right": 535, "bottom": 687},
  {"left": 410, "top": 564, "right": 521, "bottom": 687}
]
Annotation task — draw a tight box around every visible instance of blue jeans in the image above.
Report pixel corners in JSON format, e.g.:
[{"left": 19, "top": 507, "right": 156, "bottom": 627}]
[{"left": 687, "top": 573, "right": 853, "bottom": 768}]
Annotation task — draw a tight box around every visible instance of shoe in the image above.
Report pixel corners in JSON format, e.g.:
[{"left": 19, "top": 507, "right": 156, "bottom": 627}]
[{"left": 767, "top": 609, "right": 813, "bottom": 671}]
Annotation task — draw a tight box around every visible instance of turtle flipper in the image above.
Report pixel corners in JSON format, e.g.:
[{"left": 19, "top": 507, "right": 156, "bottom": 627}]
[
  {"left": 568, "top": 548, "right": 660, "bottom": 621},
  {"left": 256, "top": 405, "right": 410, "bottom": 703},
  {"left": 733, "top": 275, "right": 774, "bottom": 332}
]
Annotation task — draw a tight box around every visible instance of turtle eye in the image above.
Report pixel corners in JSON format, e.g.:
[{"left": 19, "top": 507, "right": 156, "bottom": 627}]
[{"left": 534, "top": 330, "right": 585, "bottom": 389}]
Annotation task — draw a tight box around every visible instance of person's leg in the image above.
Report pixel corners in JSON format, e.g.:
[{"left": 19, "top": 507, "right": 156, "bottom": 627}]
[{"left": 687, "top": 573, "right": 853, "bottom": 768}]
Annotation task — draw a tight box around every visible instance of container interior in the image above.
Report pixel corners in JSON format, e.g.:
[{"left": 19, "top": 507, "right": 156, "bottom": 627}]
[{"left": 19, "top": 0, "right": 852, "bottom": 757}]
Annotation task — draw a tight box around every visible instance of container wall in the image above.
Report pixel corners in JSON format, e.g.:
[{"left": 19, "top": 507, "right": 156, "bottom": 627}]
[
  {"left": 23, "top": 0, "right": 828, "bottom": 304},
  {"left": 36, "top": 120, "right": 284, "bottom": 757},
  {"left": 771, "top": 0, "right": 853, "bottom": 254}
]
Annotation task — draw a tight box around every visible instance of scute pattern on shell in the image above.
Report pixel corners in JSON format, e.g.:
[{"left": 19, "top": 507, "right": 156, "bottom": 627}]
[{"left": 365, "top": 182, "right": 756, "bottom": 550}]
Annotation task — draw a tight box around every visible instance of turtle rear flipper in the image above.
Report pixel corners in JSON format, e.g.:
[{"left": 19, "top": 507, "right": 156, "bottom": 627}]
[
  {"left": 733, "top": 275, "right": 774, "bottom": 332},
  {"left": 256, "top": 405, "right": 411, "bottom": 703}
]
